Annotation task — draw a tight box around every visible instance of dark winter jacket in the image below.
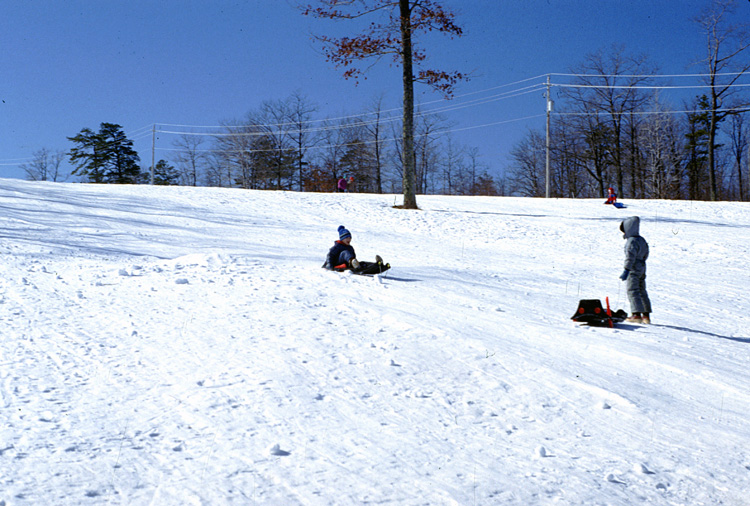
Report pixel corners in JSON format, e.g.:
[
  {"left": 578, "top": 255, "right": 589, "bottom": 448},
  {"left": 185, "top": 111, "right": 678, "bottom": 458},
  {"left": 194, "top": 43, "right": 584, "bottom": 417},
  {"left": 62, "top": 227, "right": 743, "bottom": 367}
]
[
  {"left": 324, "top": 240, "right": 356, "bottom": 269},
  {"left": 621, "top": 216, "right": 648, "bottom": 277}
]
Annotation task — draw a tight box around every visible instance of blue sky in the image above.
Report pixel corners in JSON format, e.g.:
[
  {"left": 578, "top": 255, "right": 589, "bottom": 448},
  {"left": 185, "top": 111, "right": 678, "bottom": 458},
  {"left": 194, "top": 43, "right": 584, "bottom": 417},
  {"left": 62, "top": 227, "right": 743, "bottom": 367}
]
[{"left": 2, "top": 0, "right": 748, "bottom": 181}]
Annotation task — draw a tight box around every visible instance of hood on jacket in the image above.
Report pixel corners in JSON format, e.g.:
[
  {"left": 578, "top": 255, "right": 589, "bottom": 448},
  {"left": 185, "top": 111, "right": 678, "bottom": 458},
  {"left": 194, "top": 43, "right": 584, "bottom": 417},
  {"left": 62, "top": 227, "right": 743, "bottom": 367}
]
[{"left": 620, "top": 216, "right": 640, "bottom": 238}]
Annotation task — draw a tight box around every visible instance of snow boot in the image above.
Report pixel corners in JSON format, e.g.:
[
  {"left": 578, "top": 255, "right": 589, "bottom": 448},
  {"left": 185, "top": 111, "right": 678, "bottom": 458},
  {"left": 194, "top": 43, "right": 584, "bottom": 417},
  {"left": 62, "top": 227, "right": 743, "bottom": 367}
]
[
  {"left": 625, "top": 314, "right": 643, "bottom": 324},
  {"left": 350, "top": 258, "right": 361, "bottom": 271},
  {"left": 375, "top": 255, "right": 383, "bottom": 264}
]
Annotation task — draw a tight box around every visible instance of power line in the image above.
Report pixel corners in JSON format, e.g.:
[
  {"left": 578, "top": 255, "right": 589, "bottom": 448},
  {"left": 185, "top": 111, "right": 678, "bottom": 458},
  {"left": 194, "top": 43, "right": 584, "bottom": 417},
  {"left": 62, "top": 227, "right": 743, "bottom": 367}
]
[
  {"left": 4, "top": 72, "right": 750, "bottom": 168},
  {"left": 154, "top": 112, "right": 550, "bottom": 156},
  {"left": 553, "top": 82, "right": 750, "bottom": 90},
  {"left": 550, "top": 71, "right": 750, "bottom": 79},
  {"left": 152, "top": 83, "right": 547, "bottom": 136},
  {"left": 553, "top": 106, "right": 749, "bottom": 117},
  {"left": 145, "top": 74, "right": 750, "bottom": 144}
]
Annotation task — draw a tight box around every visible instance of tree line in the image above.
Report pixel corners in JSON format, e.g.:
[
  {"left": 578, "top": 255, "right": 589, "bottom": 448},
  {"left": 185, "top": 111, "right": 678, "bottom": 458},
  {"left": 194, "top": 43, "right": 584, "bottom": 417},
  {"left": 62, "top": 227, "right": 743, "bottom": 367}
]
[
  {"left": 23, "top": 103, "right": 501, "bottom": 196},
  {"left": 507, "top": 53, "right": 749, "bottom": 201},
  {"left": 22, "top": 122, "right": 181, "bottom": 186},
  {"left": 169, "top": 93, "right": 500, "bottom": 196},
  {"left": 507, "top": 1, "right": 750, "bottom": 202}
]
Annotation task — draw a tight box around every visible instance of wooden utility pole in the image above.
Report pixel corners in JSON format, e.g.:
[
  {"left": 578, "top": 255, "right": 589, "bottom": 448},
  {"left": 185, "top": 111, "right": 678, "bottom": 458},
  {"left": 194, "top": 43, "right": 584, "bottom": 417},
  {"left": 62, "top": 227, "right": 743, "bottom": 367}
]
[
  {"left": 151, "top": 124, "right": 155, "bottom": 185},
  {"left": 545, "top": 75, "right": 552, "bottom": 198}
]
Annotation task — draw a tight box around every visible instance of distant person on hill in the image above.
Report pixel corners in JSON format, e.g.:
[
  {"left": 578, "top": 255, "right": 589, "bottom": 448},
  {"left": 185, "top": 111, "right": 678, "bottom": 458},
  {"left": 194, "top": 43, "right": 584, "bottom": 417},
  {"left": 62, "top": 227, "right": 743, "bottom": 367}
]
[
  {"left": 347, "top": 176, "right": 355, "bottom": 192},
  {"left": 337, "top": 177, "right": 348, "bottom": 193},
  {"left": 619, "top": 216, "right": 651, "bottom": 324},
  {"left": 605, "top": 187, "right": 617, "bottom": 205}
]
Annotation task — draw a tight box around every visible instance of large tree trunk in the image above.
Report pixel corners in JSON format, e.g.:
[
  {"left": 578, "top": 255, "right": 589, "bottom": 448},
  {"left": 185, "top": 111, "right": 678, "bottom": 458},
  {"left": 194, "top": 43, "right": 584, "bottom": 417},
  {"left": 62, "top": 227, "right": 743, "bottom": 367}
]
[{"left": 399, "top": 0, "right": 418, "bottom": 209}]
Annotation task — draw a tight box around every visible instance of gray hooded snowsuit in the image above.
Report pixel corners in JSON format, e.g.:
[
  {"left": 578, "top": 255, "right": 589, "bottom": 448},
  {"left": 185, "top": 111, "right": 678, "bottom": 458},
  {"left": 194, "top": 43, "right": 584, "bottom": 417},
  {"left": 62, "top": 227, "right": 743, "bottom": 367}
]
[{"left": 621, "top": 216, "right": 651, "bottom": 314}]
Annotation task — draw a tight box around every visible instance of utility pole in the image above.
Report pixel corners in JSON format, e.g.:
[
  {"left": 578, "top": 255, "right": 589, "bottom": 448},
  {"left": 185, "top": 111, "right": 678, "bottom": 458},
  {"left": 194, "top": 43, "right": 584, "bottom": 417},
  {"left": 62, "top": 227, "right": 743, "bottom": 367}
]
[
  {"left": 545, "top": 75, "right": 552, "bottom": 198},
  {"left": 151, "top": 124, "right": 155, "bottom": 185}
]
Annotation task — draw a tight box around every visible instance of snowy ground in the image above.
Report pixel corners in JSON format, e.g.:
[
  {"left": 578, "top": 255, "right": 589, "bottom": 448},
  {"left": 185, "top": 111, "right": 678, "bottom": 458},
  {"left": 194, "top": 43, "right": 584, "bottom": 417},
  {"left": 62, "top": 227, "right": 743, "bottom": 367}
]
[{"left": 1, "top": 178, "right": 749, "bottom": 505}]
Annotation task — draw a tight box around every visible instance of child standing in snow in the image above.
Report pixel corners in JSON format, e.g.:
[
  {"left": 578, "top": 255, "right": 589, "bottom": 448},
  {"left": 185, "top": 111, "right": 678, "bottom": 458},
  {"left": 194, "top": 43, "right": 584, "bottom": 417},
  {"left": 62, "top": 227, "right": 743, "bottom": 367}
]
[
  {"left": 323, "top": 225, "right": 359, "bottom": 270},
  {"left": 619, "top": 216, "right": 652, "bottom": 324}
]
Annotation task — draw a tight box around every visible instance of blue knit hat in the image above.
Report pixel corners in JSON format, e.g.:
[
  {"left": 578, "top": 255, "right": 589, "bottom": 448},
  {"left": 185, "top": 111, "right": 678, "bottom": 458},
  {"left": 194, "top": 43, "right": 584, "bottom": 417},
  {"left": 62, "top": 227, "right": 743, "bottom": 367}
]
[{"left": 338, "top": 225, "right": 351, "bottom": 240}]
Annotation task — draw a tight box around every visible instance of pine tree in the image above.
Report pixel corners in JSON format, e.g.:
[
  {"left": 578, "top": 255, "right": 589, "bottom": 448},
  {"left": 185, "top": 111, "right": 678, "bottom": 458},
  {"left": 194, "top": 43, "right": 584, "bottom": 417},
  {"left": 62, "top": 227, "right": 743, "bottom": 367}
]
[
  {"left": 68, "top": 123, "right": 141, "bottom": 184},
  {"left": 147, "top": 159, "right": 181, "bottom": 185}
]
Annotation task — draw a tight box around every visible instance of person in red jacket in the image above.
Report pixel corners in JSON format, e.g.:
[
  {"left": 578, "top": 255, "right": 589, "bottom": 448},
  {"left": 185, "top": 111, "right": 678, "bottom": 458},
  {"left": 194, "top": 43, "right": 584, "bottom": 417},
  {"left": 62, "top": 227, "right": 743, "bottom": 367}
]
[{"left": 605, "top": 187, "right": 617, "bottom": 205}]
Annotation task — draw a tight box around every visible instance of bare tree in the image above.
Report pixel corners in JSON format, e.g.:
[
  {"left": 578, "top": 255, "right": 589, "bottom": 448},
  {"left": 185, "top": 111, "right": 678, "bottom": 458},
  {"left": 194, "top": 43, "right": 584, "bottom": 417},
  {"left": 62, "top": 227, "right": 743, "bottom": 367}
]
[
  {"left": 257, "top": 100, "right": 293, "bottom": 190},
  {"left": 508, "top": 130, "right": 546, "bottom": 197},
  {"left": 440, "top": 136, "right": 464, "bottom": 195},
  {"left": 729, "top": 111, "right": 748, "bottom": 200},
  {"left": 639, "top": 96, "right": 684, "bottom": 199},
  {"left": 173, "top": 134, "right": 207, "bottom": 186},
  {"left": 560, "top": 45, "right": 657, "bottom": 197},
  {"left": 286, "top": 92, "right": 318, "bottom": 191},
  {"left": 550, "top": 114, "right": 587, "bottom": 198},
  {"left": 463, "top": 147, "right": 485, "bottom": 195},
  {"left": 21, "top": 148, "right": 66, "bottom": 182},
  {"left": 318, "top": 117, "right": 356, "bottom": 191},
  {"left": 211, "top": 120, "right": 257, "bottom": 188},
  {"left": 362, "top": 95, "right": 389, "bottom": 193},
  {"left": 694, "top": 0, "right": 750, "bottom": 200}
]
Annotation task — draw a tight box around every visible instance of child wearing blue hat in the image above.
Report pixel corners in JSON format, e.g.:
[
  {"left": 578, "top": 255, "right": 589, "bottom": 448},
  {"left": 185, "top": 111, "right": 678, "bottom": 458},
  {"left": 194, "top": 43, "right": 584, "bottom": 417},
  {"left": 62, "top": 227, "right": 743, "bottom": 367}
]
[
  {"left": 324, "top": 226, "right": 359, "bottom": 270},
  {"left": 323, "top": 226, "right": 389, "bottom": 274}
]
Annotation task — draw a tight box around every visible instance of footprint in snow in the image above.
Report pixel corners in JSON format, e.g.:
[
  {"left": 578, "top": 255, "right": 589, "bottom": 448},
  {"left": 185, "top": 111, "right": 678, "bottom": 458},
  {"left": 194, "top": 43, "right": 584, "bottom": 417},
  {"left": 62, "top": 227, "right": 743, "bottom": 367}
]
[
  {"left": 535, "top": 445, "right": 553, "bottom": 458},
  {"left": 605, "top": 472, "right": 626, "bottom": 484},
  {"left": 270, "top": 444, "right": 291, "bottom": 456},
  {"left": 634, "top": 462, "right": 655, "bottom": 474}
]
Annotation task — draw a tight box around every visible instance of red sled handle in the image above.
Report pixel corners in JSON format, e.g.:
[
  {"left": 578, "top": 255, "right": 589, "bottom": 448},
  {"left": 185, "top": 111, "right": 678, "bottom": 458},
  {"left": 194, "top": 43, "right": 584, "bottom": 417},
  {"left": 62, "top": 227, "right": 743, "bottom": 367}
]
[{"left": 605, "top": 297, "right": 613, "bottom": 328}]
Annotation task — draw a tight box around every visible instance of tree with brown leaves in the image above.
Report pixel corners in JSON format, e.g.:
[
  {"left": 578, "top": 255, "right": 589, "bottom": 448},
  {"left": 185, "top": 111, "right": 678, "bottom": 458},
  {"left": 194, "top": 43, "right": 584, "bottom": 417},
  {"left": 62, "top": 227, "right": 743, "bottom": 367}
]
[{"left": 302, "top": 0, "right": 465, "bottom": 209}]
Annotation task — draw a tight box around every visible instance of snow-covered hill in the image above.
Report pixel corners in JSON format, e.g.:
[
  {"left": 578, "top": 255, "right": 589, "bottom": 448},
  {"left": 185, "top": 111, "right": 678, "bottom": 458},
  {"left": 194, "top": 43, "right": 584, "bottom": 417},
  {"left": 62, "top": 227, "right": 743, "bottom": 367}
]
[{"left": 1, "top": 179, "right": 749, "bottom": 505}]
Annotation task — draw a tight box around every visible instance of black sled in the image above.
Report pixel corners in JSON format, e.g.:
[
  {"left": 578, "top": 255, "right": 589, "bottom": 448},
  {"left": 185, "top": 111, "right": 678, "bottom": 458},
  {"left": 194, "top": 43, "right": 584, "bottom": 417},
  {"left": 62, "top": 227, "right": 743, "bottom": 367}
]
[
  {"left": 350, "top": 260, "right": 391, "bottom": 276},
  {"left": 329, "top": 256, "right": 391, "bottom": 276},
  {"left": 571, "top": 299, "right": 626, "bottom": 327}
]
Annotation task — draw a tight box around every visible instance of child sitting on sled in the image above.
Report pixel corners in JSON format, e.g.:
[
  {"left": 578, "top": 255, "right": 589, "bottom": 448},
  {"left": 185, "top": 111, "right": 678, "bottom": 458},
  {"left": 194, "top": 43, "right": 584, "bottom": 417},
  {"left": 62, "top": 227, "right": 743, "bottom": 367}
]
[
  {"left": 324, "top": 226, "right": 358, "bottom": 269},
  {"left": 323, "top": 226, "right": 389, "bottom": 274},
  {"left": 605, "top": 187, "right": 617, "bottom": 205}
]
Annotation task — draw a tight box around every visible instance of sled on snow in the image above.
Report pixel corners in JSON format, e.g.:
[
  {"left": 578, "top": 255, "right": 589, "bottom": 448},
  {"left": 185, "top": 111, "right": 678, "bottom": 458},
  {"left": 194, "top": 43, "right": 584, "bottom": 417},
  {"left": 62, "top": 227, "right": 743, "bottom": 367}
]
[
  {"left": 571, "top": 298, "right": 627, "bottom": 327},
  {"left": 330, "top": 258, "right": 391, "bottom": 276},
  {"left": 605, "top": 201, "right": 626, "bottom": 209}
]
